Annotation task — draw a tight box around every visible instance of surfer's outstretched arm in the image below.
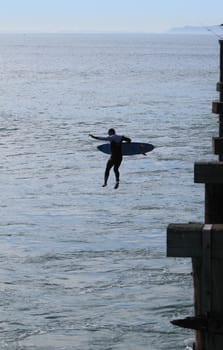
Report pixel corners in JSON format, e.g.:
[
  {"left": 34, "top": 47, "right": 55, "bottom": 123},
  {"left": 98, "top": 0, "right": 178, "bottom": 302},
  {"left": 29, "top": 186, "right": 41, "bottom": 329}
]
[
  {"left": 89, "top": 134, "right": 109, "bottom": 141},
  {"left": 89, "top": 134, "right": 97, "bottom": 139}
]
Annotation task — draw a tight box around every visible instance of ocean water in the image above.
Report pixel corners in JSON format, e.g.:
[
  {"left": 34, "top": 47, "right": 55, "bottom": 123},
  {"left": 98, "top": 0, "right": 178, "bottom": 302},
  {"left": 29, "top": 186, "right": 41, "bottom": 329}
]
[{"left": 0, "top": 33, "right": 220, "bottom": 350}]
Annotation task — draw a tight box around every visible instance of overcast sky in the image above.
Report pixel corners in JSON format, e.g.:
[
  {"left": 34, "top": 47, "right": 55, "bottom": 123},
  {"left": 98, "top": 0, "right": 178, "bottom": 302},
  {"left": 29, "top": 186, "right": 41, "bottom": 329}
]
[{"left": 0, "top": 0, "right": 222, "bottom": 33}]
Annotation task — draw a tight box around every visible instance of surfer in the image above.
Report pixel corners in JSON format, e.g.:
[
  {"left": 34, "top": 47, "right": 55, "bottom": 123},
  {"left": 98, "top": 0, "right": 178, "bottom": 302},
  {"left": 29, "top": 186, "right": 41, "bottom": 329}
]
[{"left": 89, "top": 128, "right": 131, "bottom": 189}]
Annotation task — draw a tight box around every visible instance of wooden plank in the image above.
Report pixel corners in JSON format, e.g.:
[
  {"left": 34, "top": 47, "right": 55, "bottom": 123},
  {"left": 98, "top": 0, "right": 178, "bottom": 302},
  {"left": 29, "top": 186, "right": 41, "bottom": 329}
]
[
  {"left": 167, "top": 224, "right": 223, "bottom": 259},
  {"left": 167, "top": 223, "right": 203, "bottom": 257},
  {"left": 194, "top": 162, "right": 223, "bottom": 184}
]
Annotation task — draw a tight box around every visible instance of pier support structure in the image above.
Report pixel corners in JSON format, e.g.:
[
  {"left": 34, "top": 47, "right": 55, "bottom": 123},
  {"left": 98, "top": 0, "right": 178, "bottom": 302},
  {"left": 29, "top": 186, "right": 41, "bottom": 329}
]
[{"left": 167, "top": 40, "right": 223, "bottom": 350}]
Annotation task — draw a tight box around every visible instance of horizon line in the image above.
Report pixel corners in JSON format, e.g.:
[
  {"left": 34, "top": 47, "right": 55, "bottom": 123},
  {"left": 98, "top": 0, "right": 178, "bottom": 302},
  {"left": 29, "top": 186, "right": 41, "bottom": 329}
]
[{"left": 0, "top": 25, "right": 218, "bottom": 35}]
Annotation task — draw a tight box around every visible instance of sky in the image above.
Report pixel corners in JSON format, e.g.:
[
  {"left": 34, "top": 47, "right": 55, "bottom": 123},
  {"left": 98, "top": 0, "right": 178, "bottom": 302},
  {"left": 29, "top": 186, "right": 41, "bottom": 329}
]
[{"left": 0, "top": 0, "right": 223, "bottom": 33}]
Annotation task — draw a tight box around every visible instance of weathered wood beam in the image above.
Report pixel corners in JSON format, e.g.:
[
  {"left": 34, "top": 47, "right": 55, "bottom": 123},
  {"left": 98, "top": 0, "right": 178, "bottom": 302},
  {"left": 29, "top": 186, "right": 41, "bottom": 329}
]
[
  {"left": 194, "top": 162, "right": 223, "bottom": 184},
  {"left": 167, "top": 223, "right": 203, "bottom": 257},
  {"left": 167, "top": 224, "right": 223, "bottom": 259}
]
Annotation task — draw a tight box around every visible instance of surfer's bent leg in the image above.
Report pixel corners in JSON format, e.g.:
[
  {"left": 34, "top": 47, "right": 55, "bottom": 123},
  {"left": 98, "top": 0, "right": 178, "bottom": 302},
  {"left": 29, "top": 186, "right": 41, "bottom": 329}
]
[{"left": 103, "top": 158, "right": 113, "bottom": 187}]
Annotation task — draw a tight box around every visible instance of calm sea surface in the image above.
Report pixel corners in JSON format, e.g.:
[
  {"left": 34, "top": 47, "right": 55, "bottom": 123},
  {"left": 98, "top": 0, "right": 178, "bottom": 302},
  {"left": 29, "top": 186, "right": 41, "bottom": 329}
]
[{"left": 0, "top": 33, "right": 220, "bottom": 349}]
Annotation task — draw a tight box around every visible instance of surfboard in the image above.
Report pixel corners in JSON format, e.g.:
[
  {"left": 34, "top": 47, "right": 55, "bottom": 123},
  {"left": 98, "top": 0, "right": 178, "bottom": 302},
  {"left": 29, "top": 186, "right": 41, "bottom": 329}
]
[{"left": 97, "top": 142, "right": 154, "bottom": 156}]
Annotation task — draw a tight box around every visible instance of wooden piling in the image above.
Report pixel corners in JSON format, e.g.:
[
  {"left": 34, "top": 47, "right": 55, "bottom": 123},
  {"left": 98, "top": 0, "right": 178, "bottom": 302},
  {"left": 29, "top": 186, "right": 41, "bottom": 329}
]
[
  {"left": 214, "top": 39, "right": 223, "bottom": 158},
  {"left": 212, "top": 137, "right": 223, "bottom": 155},
  {"left": 167, "top": 40, "right": 223, "bottom": 349}
]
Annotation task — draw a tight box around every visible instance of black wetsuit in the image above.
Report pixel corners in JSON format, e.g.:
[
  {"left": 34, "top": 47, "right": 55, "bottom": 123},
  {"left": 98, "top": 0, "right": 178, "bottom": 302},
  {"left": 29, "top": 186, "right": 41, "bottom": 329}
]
[
  {"left": 106, "top": 136, "right": 131, "bottom": 183},
  {"left": 93, "top": 134, "right": 131, "bottom": 184}
]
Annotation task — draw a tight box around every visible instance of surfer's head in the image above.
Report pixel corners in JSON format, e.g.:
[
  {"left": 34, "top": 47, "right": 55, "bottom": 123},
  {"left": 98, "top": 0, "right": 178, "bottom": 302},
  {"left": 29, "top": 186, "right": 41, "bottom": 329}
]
[{"left": 108, "top": 128, "right": 115, "bottom": 135}]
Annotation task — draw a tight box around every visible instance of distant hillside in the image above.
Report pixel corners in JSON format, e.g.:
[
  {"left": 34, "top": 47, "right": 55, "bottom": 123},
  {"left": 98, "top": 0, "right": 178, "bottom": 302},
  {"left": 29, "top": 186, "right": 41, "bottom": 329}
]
[{"left": 169, "top": 25, "right": 223, "bottom": 35}]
